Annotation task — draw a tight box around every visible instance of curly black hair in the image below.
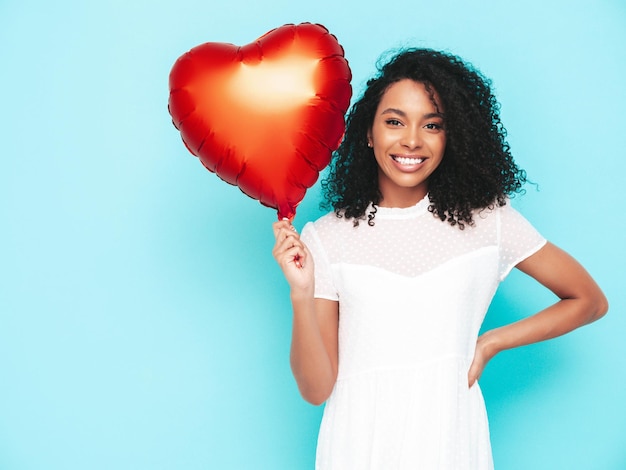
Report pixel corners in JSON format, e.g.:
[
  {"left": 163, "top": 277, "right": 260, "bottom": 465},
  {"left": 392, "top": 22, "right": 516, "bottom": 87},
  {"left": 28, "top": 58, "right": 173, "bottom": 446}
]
[{"left": 321, "top": 48, "right": 527, "bottom": 228}]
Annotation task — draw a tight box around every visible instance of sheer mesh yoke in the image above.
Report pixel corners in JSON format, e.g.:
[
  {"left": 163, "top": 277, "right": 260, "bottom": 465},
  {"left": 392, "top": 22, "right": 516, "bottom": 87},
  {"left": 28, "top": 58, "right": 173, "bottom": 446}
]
[
  {"left": 302, "top": 196, "right": 546, "bottom": 301},
  {"left": 300, "top": 195, "right": 546, "bottom": 470}
]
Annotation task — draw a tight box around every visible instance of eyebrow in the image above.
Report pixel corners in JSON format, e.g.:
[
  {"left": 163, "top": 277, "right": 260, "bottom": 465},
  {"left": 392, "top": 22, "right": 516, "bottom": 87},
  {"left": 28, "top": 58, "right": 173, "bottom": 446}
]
[{"left": 380, "top": 108, "right": 445, "bottom": 119}]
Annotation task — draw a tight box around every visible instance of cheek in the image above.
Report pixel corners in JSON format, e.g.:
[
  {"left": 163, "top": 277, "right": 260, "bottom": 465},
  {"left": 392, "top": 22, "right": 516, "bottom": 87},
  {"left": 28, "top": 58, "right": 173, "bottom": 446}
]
[
  {"left": 434, "top": 135, "right": 447, "bottom": 156},
  {"left": 374, "top": 130, "right": 395, "bottom": 150}
]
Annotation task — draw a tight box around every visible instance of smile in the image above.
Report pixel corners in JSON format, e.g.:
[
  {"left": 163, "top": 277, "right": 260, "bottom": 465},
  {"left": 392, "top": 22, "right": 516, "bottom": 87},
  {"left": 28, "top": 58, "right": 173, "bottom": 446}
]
[{"left": 392, "top": 155, "right": 425, "bottom": 165}]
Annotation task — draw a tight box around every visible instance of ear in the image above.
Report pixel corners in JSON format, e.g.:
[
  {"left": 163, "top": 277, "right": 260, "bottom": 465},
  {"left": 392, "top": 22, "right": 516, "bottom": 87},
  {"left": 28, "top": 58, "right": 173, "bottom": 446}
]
[{"left": 366, "top": 129, "right": 373, "bottom": 147}]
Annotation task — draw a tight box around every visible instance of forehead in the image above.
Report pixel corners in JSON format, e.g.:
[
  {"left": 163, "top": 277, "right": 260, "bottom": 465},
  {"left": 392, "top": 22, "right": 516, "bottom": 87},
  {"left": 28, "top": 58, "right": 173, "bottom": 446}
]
[{"left": 378, "top": 79, "right": 442, "bottom": 112}]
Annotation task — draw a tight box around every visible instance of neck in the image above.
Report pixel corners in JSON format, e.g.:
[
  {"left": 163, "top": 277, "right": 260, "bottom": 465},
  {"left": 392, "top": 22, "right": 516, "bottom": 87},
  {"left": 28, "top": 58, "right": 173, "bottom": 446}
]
[{"left": 378, "top": 188, "right": 428, "bottom": 208}]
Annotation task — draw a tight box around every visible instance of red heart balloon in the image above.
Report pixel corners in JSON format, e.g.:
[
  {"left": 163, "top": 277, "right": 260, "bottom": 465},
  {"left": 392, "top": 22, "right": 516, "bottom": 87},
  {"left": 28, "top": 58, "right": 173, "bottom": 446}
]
[{"left": 168, "top": 23, "right": 352, "bottom": 220}]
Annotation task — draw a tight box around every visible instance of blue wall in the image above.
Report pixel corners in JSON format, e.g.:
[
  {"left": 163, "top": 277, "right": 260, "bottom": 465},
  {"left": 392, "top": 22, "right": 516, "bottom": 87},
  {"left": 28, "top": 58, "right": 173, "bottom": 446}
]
[{"left": 1, "top": 0, "right": 624, "bottom": 468}]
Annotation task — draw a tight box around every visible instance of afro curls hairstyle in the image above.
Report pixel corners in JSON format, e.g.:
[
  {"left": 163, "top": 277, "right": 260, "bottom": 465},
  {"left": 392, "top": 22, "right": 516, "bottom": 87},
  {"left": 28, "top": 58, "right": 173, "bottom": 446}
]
[{"left": 321, "top": 48, "right": 527, "bottom": 228}]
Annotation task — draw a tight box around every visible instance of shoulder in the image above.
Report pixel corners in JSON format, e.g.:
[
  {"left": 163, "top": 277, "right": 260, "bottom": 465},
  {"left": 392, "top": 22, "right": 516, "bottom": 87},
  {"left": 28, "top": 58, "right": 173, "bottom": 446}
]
[
  {"left": 472, "top": 199, "right": 529, "bottom": 227},
  {"left": 303, "top": 210, "right": 354, "bottom": 236},
  {"left": 493, "top": 200, "right": 541, "bottom": 233},
  {"left": 467, "top": 200, "right": 543, "bottom": 244},
  {"left": 301, "top": 210, "right": 360, "bottom": 253}
]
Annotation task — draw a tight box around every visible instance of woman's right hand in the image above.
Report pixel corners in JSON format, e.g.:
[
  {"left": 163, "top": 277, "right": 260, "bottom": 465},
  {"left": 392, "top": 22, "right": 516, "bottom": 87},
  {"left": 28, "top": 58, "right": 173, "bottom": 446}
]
[{"left": 272, "top": 220, "right": 315, "bottom": 296}]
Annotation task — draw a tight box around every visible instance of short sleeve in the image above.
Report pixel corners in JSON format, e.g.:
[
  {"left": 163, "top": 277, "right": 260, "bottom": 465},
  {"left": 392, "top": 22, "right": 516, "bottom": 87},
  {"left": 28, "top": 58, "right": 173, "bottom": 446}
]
[
  {"left": 301, "top": 222, "right": 339, "bottom": 301},
  {"left": 498, "top": 204, "right": 547, "bottom": 280}
]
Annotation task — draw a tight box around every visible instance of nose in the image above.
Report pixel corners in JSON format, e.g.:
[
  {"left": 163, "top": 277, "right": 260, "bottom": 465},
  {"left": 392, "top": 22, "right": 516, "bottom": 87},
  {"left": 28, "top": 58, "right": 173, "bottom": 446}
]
[{"left": 400, "top": 125, "right": 422, "bottom": 149}]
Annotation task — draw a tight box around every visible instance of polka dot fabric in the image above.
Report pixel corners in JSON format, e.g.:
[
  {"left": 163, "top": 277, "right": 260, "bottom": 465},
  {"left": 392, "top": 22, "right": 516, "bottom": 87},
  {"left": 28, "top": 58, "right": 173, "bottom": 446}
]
[{"left": 300, "top": 195, "right": 546, "bottom": 469}]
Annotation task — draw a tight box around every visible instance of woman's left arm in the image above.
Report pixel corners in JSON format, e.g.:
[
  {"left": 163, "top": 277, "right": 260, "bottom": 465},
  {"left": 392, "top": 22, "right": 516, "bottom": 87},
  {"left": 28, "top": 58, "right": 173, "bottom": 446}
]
[{"left": 468, "top": 242, "right": 609, "bottom": 387}]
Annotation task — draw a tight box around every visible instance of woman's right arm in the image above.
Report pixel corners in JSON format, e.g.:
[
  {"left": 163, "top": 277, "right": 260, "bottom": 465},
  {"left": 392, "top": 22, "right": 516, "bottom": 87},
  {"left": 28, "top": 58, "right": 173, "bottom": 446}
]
[{"left": 272, "top": 220, "right": 339, "bottom": 405}]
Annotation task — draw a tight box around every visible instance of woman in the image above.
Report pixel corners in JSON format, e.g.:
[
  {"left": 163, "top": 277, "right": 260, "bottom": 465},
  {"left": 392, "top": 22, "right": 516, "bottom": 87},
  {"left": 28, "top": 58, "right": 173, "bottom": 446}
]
[{"left": 272, "top": 48, "right": 607, "bottom": 469}]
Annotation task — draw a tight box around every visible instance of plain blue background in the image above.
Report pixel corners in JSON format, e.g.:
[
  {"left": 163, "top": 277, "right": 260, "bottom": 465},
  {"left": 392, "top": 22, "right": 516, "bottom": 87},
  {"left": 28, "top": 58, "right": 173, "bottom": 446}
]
[{"left": 1, "top": 0, "right": 624, "bottom": 468}]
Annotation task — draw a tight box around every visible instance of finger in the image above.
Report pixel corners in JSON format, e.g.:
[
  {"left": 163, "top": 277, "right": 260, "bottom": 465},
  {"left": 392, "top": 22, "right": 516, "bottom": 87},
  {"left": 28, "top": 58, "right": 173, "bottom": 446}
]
[
  {"left": 468, "top": 373, "right": 475, "bottom": 388},
  {"left": 467, "top": 361, "right": 481, "bottom": 388},
  {"left": 272, "top": 220, "right": 291, "bottom": 238},
  {"left": 468, "top": 373, "right": 476, "bottom": 388},
  {"left": 274, "top": 237, "right": 305, "bottom": 260},
  {"left": 279, "top": 246, "right": 307, "bottom": 270},
  {"left": 273, "top": 230, "right": 303, "bottom": 252},
  {"left": 273, "top": 219, "right": 298, "bottom": 234},
  {"left": 275, "top": 228, "right": 301, "bottom": 248}
]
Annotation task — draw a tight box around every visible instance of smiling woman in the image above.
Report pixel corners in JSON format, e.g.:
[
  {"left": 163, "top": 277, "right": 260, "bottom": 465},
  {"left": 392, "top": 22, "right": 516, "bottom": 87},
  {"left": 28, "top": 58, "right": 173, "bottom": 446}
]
[
  {"left": 271, "top": 48, "right": 608, "bottom": 470},
  {"left": 0, "top": 0, "right": 622, "bottom": 468}
]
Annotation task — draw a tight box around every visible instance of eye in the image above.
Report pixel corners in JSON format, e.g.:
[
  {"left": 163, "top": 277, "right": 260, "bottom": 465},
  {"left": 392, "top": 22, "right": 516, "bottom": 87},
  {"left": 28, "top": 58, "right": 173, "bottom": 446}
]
[
  {"left": 424, "top": 122, "right": 444, "bottom": 131},
  {"left": 385, "top": 118, "right": 403, "bottom": 127}
]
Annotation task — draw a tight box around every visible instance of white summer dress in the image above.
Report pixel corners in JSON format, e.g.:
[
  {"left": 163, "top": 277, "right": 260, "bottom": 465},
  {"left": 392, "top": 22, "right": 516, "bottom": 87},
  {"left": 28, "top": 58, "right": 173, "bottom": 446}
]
[{"left": 300, "top": 195, "right": 546, "bottom": 470}]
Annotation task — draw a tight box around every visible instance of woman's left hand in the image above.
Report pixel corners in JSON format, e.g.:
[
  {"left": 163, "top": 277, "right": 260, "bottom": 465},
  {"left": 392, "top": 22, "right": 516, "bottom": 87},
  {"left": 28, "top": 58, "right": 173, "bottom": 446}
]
[{"left": 468, "top": 334, "right": 497, "bottom": 388}]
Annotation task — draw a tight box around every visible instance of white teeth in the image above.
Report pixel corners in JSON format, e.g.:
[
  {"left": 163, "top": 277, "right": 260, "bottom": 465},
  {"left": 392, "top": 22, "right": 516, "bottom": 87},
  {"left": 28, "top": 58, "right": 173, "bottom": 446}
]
[{"left": 393, "top": 156, "right": 424, "bottom": 165}]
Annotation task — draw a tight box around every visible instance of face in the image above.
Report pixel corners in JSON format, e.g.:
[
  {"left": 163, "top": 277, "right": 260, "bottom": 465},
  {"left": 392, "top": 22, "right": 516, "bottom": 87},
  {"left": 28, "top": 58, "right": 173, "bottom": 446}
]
[{"left": 368, "top": 79, "right": 446, "bottom": 207}]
